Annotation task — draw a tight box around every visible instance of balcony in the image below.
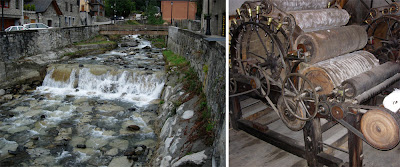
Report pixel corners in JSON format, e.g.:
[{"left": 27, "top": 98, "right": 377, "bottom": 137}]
[{"left": 89, "top": 0, "right": 104, "bottom": 6}]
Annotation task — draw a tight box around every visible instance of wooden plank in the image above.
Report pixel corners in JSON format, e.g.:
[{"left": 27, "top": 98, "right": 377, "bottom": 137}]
[
  {"left": 253, "top": 109, "right": 280, "bottom": 125},
  {"left": 229, "top": 129, "right": 307, "bottom": 167},
  {"left": 238, "top": 119, "right": 306, "bottom": 158},
  {"left": 237, "top": 119, "right": 343, "bottom": 166},
  {"left": 240, "top": 98, "right": 260, "bottom": 109},
  {"left": 241, "top": 101, "right": 268, "bottom": 118}
]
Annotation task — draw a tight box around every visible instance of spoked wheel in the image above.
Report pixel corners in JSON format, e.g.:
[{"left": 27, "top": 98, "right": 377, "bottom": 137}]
[
  {"left": 277, "top": 96, "right": 306, "bottom": 131},
  {"left": 366, "top": 15, "right": 400, "bottom": 63},
  {"left": 281, "top": 73, "right": 319, "bottom": 121},
  {"left": 230, "top": 21, "right": 287, "bottom": 97}
]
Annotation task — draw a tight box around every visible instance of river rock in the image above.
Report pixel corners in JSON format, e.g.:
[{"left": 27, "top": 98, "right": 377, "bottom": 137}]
[
  {"left": 134, "top": 146, "right": 144, "bottom": 155},
  {"left": 123, "top": 150, "right": 134, "bottom": 156},
  {"left": 127, "top": 156, "right": 139, "bottom": 161},
  {"left": 171, "top": 150, "right": 208, "bottom": 167},
  {"left": 127, "top": 125, "right": 140, "bottom": 131},
  {"left": 0, "top": 138, "right": 18, "bottom": 160},
  {"left": 0, "top": 89, "right": 5, "bottom": 96},
  {"left": 77, "top": 144, "right": 86, "bottom": 149},
  {"left": 26, "top": 148, "right": 51, "bottom": 158},
  {"left": 25, "top": 110, "right": 43, "bottom": 117},
  {"left": 96, "top": 104, "right": 124, "bottom": 112},
  {"left": 109, "top": 139, "right": 129, "bottom": 150},
  {"left": 108, "top": 156, "right": 133, "bottom": 167},
  {"left": 85, "top": 138, "right": 109, "bottom": 149},
  {"left": 106, "top": 148, "right": 119, "bottom": 156},
  {"left": 11, "top": 106, "right": 29, "bottom": 113},
  {"left": 181, "top": 110, "right": 194, "bottom": 120}
]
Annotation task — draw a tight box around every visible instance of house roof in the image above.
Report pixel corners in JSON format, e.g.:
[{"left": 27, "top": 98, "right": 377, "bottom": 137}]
[{"left": 27, "top": 0, "right": 63, "bottom": 15}]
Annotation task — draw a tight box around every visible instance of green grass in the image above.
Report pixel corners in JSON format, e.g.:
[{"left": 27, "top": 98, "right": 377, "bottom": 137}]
[
  {"left": 163, "top": 50, "right": 188, "bottom": 66},
  {"left": 126, "top": 20, "right": 141, "bottom": 25},
  {"left": 74, "top": 35, "right": 118, "bottom": 46},
  {"left": 162, "top": 50, "right": 214, "bottom": 145},
  {"left": 148, "top": 37, "right": 166, "bottom": 48}
]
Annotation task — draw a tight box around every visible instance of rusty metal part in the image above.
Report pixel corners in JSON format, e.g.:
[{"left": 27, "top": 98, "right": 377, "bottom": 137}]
[
  {"left": 282, "top": 73, "right": 319, "bottom": 121},
  {"left": 229, "top": 77, "right": 237, "bottom": 94},
  {"left": 361, "top": 109, "right": 400, "bottom": 150},
  {"left": 288, "top": 8, "right": 350, "bottom": 32},
  {"left": 231, "top": 73, "right": 261, "bottom": 90},
  {"left": 318, "top": 101, "right": 331, "bottom": 116},
  {"left": 230, "top": 21, "right": 286, "bottom": 99},
  {"left": 277, "top": 96, "right": 306, "bottom": 131},
  {"left": 230, "top": 21, "right": 286, "bottom": 81},
  {"left": 390, "top": 2, "right": 400, "bottom": 14},
  {"left": 302, "top": 51, "right": 379, "bottom": 95},
  {"left": 295, "top": 25, "right": 368, "bottom": 64},
  {"left": 267, "top": 0, "right": 330, "bottom": 12},
  {"left": 342, "top": 62, "right": 400, "bottom": 98},
  {"left": 365, "top": 15, "right": 400, "bottom": 63},
  {"left": 331, "top": 105, "right": 345, "bottom": 119}
]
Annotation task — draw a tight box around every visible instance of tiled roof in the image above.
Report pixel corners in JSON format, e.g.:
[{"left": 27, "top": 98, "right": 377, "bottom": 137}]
[{"left": 26, "top": 0, "right": 53, "bottom": 13}]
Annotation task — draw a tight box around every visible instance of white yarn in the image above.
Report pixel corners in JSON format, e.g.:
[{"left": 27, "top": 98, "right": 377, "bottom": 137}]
[{"left": 383, "top": 89, "right": 400, "bottom": 113}]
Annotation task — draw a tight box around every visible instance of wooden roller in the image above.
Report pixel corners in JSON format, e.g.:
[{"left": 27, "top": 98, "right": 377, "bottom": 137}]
[
  {"left": 288, "top": 8, "right": 350, "bottom": 32},
  {"left": 268, "top": 0, "right": 330, "bottom": 12},
  {"left": 295, "top": 25, "right": 368, "bottom": 64},
  {"left": 301, "top": 51, "right": 379, "bottom": 95},
  {"left": 342, "top": 62, "right": 400, "bottom": 98},
  {"left": 361, "top": 109, "right": 400, "bottom": 150}
]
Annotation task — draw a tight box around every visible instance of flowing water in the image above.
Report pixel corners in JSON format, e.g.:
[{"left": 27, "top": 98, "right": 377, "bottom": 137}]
[{"left": 0, "top": 35, "right": 165, "bottom": 166}]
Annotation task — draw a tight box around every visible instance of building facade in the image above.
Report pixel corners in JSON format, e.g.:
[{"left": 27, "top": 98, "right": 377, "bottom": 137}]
[
  {"left": 161, "top": 0, "right": 197, "bottom": 23},
  {"left": 201, "top": 0, "right": 225, "bottom": 36},
  {"left": 0, "top": 0, "right": 24, "bottom": 29},
  {"left": 24, "top": 0, "right": 81, "bottom": 27},
  {"left": 88, "top": 0, "right": 104, "bottom": 17}
]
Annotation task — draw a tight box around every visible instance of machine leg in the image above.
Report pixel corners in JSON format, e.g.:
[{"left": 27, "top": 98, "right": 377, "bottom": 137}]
[
  {"left": 230, "top": 97, "right": 242, "bottom": 130},
  {"left": 303, "top": 118, "right": 323, "bottom": 167},
  {"left": 347, "top": 114, "right": 363, "bottom": 166}
]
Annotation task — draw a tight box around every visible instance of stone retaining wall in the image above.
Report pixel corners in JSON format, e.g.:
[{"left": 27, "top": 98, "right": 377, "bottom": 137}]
[
  {"left": 167, "top": 26, "right": 226, "bottom": 167},
  {"left": 0, "top": 25, "right": 99, "bottom": 61},
  {"left": 172, "top": 20, "right": 201, "bottom": 32},
  {"left": 0, "top": 26, "right": 100, "bottom": 88}
]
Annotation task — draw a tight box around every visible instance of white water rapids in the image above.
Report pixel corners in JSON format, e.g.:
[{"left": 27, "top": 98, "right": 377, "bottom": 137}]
[{"left": 37, "top": 68, "right": 165, "bottom": 107}]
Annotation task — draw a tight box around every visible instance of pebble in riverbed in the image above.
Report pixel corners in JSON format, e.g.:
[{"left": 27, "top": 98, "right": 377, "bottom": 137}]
[{"left": 0, "top": 35, "right": 163, "bottom": 166}]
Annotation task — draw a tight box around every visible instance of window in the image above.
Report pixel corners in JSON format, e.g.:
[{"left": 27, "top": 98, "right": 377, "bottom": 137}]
[
  {"left": 72, "top": 17, "right": 75, "bottom": 25},
  {"left": 37, "top": 24, "right": 48, "bottom": 28},
  {"left": 65, "top": 16, "right": 67, "bottom": 26},
  {"left": 16, "top": 0, "right": 19, "bottom": 9},
  {"left": 70, "top": 4, "right": 72, "bottom": 12},
  {"left": 47, "top": 20, "right": 52, "bottom": 27},
  {"left": 65, "top": 2, "right": 68, "bottom": 11},
  {"left": 0, "top": 0, "right": 10, "bottom": 8}
]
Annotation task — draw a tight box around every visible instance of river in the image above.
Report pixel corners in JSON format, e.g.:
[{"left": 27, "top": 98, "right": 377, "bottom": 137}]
[{"left": 0, "top": 35, "right": 165, "bottom": 166}]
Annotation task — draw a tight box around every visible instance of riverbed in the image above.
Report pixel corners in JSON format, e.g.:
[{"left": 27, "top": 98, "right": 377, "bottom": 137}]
[{"left": 0, "top": 35, "right": 165, "bottom": 166}]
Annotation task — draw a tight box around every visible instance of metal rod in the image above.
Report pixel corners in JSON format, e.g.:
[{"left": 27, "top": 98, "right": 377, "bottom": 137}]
[
  {"left": 205, "top": 0, "right": 211, "bottom": 35},
  {"left": 321, "top": 142, "right": 349, "bottom": 154},
  {"left": 170, "top": 1, "right": 173, "bottom": 24},
  {"left": 1, "top": 0, "right": 4, "bottom": 31}
]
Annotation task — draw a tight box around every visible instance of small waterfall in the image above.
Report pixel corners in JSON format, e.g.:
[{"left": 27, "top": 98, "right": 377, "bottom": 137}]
[{"left": 37, "top": 66, "right": 165, "bottom": 106}]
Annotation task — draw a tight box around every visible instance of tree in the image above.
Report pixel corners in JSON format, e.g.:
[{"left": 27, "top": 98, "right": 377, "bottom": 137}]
[{"left": 105, "top": 0, "right": 136, "bottom": 17}]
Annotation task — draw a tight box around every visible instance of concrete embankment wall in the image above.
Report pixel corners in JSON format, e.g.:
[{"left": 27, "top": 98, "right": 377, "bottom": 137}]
[
  {"left": 167, "top": 26, "right": 226, "bottom": 166},
  {"left": 0, "top": 26, "right": 99, "bottom": 88}
]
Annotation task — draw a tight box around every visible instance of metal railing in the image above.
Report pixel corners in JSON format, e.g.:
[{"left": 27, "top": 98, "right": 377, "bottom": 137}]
[{"left": 99, "top": 24, "right": 169, "bottom": 32}]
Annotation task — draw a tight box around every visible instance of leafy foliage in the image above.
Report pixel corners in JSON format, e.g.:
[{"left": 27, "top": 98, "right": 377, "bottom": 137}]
[
  {"left": 105, "top": 0, "right": 135, "bottom": 17},
  {"left": 146, "top": 5, "right": 164, "bottom": 25}
]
